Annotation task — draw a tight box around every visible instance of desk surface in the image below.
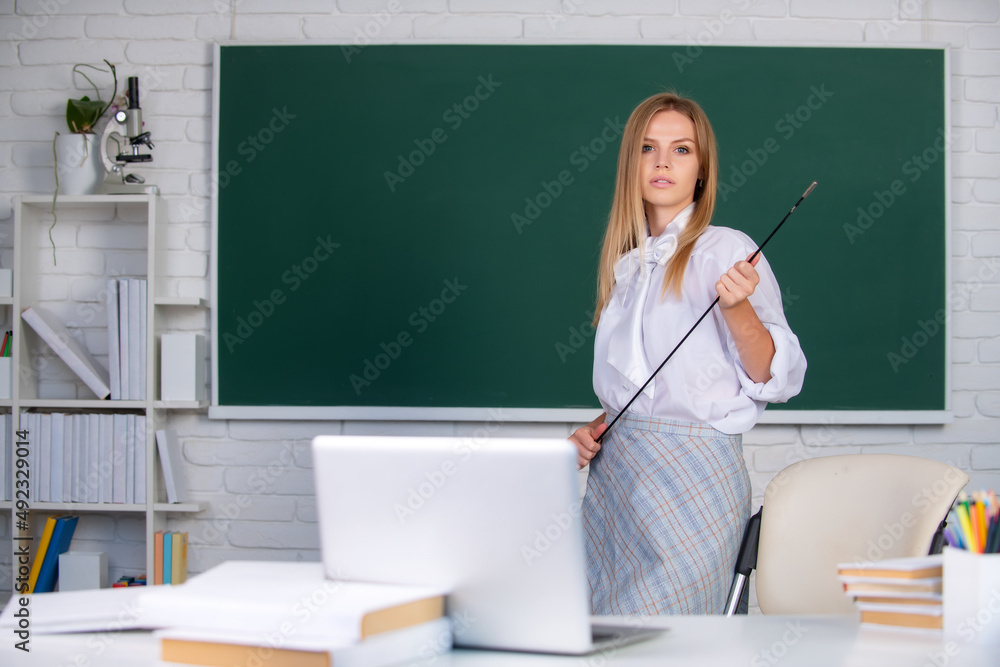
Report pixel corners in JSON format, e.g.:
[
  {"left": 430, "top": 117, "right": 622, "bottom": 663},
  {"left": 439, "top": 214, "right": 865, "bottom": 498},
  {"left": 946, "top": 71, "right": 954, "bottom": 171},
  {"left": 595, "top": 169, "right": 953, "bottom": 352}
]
[{"left": 2, "top": 615, "right": 997, "bottom": 666}]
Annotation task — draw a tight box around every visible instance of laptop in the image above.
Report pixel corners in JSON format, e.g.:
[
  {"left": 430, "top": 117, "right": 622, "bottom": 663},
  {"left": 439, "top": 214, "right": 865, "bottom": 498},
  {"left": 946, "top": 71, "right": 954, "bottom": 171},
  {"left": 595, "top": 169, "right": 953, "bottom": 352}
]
[{"left": 311, "top": 435, "right": 665, "bottom": 655}]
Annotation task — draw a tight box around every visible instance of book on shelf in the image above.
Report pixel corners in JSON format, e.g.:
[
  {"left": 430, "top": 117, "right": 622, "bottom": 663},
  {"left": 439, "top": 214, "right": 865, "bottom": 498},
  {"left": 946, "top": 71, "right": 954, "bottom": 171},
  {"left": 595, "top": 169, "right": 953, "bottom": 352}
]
[
  {"left": 105, "top": 277, "right": 147, "bottom": 400},
  {"left": 154, "top": 531, "right": 165, "bottom": 586},
  {"left": 106, "top": 278, "right": 121, "bottom": 399},
  {"left": 15, "top": 413, "right": 145, "bottom": 504},
  {"left": 163, "top": 531, "right": 173, "bottom": 585},
  {"left": 155, "top": 429, "right": 189, "bottom": 504},
  {"left": 33, "top": 515, "right": 79, "bottom": 593},
  {"left": 20, "top": 306, "right": 111, "bottom": 399},
  {"left": 158, "top": 616, "right": 452, "bottom": 667},
  {"left": 170, "top": 532, "right": 188, "bottom": 585},
  {"left": 26, "top": 515, "right": 60, "bottom": 594}
]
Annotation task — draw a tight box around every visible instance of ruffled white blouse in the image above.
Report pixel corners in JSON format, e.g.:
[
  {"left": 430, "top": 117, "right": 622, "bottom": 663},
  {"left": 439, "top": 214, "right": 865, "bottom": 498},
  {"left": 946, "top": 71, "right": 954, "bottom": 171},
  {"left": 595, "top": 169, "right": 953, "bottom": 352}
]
[{"left": 593, "top": 203, "right": 807, "bottom": 434}]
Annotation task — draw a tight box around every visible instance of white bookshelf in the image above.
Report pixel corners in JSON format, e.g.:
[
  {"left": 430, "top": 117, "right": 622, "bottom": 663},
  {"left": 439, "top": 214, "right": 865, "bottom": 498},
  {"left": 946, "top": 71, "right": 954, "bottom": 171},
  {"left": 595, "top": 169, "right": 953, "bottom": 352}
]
[{"left": 4, "top": 193, "right": 207, "bottom": 593}]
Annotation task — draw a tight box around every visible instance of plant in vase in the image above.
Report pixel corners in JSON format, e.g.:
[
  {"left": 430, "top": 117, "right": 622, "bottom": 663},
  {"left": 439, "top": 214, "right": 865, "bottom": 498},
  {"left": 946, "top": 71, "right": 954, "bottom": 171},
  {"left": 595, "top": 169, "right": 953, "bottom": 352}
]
[{"left": 54, "top": 59, "right": 119, "bottom": 197}]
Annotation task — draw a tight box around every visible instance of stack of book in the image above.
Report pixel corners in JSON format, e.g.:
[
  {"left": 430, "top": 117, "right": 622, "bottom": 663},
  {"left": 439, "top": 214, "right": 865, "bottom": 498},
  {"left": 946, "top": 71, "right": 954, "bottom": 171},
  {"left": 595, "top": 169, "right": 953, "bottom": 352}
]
[
  {"left": 25, "top": 515, "right": 80, "bottom": 593},
  {"left": 154, "top": 530, "right": 189, "bottom": 585},
  {"left": 838, "top": 555, "right": 944, "bottom": 630},
  {"left": 106, "top": 277, "right": 147, "bottom": 400},
  {"left": 20, "top": 412, "right": 146, "bottom": 504},
  {"left": 0, "top": 561, "right": 452, "bottom": 667}
]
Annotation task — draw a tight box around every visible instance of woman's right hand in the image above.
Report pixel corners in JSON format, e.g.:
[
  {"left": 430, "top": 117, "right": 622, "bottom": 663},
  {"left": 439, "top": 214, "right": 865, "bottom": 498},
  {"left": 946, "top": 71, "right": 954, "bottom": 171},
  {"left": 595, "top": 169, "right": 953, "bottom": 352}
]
[{"left": 570, "top": 413, "right": 608, "bottom": 469}]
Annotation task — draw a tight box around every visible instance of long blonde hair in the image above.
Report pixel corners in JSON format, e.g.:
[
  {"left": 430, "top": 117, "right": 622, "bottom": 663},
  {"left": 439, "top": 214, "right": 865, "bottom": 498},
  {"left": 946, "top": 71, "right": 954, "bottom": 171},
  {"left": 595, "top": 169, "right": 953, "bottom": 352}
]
[{"left": 593, "top": 92, "right": 719, "bottom": 325}]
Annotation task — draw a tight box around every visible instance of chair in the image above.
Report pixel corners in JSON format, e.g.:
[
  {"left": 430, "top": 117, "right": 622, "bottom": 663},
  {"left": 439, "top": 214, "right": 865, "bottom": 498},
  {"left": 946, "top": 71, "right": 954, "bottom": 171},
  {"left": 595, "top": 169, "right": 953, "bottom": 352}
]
[{"left": 725, "top": 454, "right": 969, "bottom": 615}]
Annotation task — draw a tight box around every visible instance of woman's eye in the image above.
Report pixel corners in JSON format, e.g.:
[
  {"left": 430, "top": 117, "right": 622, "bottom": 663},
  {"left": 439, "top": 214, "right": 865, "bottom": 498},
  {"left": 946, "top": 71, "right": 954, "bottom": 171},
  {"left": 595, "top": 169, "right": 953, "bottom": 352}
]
[
  {"left": 641, "top": 144, "right": 654, "bottom": 152},
  {"left": 675, "top": 146, "right": 690, "bottom": 154}
]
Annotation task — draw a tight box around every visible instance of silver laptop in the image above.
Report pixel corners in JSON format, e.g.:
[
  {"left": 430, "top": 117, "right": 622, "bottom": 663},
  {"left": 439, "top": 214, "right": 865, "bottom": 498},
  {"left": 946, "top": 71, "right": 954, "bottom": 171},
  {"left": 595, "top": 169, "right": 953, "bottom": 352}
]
[{"left": 311, "top": 435, "right": 665, "bottom": 655}]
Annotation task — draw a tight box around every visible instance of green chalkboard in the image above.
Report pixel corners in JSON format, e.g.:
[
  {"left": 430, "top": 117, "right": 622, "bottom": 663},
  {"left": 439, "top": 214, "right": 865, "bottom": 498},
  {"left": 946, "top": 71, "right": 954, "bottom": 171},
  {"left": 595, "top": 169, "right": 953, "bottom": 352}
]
[{"left": 213, "top": 44, "right": 946, "bottom": 416}]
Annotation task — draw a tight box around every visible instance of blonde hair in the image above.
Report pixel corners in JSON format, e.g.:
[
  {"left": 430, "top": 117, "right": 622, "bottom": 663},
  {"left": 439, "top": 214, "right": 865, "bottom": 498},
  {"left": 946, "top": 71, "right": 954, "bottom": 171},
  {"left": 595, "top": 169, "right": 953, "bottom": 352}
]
[{"left": 593, "top": 92, "right": 719, "bottom": 325}]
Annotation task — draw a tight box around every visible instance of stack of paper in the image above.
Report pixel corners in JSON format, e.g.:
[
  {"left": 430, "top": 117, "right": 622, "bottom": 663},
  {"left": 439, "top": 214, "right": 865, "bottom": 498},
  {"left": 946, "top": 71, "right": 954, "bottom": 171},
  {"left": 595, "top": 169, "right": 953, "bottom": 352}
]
[{"left": 838, "top": 555, "right": 943, "bottom": 630}]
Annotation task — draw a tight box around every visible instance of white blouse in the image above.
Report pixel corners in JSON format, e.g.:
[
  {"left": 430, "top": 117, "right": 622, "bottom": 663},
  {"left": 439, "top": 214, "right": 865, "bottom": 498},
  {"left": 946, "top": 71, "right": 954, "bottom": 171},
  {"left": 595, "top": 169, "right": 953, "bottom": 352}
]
[{"left": 593, "top": 203, "right": 807, "bottom": 434}]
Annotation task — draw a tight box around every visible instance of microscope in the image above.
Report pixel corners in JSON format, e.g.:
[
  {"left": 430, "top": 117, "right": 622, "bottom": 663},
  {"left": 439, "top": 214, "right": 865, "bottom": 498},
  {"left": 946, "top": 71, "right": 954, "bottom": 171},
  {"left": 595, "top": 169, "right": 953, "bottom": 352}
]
[{"left": 98, "top": 76, "right": 156, "bottom": 194}]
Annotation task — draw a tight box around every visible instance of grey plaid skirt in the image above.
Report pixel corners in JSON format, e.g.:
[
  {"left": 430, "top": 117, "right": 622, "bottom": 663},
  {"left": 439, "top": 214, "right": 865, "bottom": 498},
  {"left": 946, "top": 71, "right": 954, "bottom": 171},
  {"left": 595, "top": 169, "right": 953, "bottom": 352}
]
[{"left": 583, "top": 412, "right": 751, "bottom": 615}]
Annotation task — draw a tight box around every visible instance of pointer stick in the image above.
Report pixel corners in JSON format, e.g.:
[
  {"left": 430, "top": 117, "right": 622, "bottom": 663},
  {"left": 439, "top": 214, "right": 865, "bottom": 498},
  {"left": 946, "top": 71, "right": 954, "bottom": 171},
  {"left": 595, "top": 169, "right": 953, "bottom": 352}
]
[{"left": 595, "top": 181, "right": 817, "bottom": 444}]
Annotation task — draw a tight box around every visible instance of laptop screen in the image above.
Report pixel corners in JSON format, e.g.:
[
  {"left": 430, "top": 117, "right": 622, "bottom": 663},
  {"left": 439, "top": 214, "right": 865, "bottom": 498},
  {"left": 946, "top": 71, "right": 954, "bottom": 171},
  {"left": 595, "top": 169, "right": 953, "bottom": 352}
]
[{"left": 311, "top": 435, "right": 595, "bottom": 653}]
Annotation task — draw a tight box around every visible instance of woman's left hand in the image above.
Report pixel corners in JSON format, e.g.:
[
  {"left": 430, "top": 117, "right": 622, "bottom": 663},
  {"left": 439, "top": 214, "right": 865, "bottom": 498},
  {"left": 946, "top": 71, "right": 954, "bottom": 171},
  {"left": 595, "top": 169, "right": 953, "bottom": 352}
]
[{"left": 716, "top": 253, "right": 761, "bottom": 309}]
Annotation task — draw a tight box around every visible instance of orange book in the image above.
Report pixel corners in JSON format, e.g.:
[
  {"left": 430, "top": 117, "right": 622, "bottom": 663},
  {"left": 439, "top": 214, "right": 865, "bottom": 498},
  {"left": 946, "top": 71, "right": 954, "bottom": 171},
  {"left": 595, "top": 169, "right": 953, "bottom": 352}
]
[
  {"left": 154, "top": 531, "right": 164, "bottom": 585},
  {"left": 860, "top": 610, "right": 943, "bottom": 629}
]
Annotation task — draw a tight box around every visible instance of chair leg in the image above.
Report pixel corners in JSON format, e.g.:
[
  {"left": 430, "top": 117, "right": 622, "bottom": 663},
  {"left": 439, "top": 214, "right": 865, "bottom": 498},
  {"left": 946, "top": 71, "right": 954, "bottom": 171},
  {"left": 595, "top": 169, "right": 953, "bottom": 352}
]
[{"left": 724, "top": 508, "right": 762, "bottom": 617}]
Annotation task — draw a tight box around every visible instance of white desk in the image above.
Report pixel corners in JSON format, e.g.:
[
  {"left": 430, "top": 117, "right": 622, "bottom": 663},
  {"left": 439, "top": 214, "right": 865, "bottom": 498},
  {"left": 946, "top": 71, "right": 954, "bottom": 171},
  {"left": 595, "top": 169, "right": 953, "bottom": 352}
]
[{"left": 1, "top": 615, "right": 997, "bottom": 666}]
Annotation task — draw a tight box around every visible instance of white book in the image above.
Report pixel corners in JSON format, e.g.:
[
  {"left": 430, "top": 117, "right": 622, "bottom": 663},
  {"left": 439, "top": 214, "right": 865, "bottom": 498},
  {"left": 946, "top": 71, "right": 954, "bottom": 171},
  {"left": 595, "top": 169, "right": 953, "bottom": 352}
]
[
  {"left": 98, "top": 413, "right": 113, "bottom": 503},
  {"left": 127, "top": 278, "right": 142, "bottom": 400},
  {"left": 147, "top": 561, "right": 447, "bottom": 642},
  {"left": 21, "top": 413, "right": 34, "bottom": 502},
  {"left": 21, "top": 306, "right": 111, "bottom": 399},
  {"left": 0, "top": 414, "right": 5, "bottom": 502},
  {"left": 138, "top": 279, "right": 147, "bottom": 400},
  {"left": 74, "top": 414, "right": 86, "bottom": 503},
  {"left": 134, "top": 415, "right": 146, "bottom": 504},
  {"left": 64, "top": 414, "right": 75, "bottom": 503},
  {"left": 158, "top": 617, "right": 452, "bottom": 667},
  {"left": 112, "top": 413, "right": 127, "bottom": 503},
  {"left": 125, "top": 414, "right": 135, "bottom": 504},
  {"left": 106, "top": 278, "right": 121, "bottom": 400},
  {"left": 38, "top": 413, "right": 51, "bottom": 502},
  {"left": 119, "top": 279, "right": 130, "bottom": 400},
  {"left": 50, "top": 413, "right": 64, "bottom": 502},
  {"left": 87, "top": 414, "right": 100, "bottom": 503},
  {"left": 155, "top": 430, "right": 189, "bottom": 504},
  {"left": 2, "top": 415, "right": 9, "bottom": 501}
]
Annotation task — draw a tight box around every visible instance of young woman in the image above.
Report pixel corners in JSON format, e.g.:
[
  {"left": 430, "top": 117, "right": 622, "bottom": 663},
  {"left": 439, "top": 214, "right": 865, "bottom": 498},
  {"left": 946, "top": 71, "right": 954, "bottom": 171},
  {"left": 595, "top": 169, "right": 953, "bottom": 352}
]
[{"left": 570, "top": 93, "right": 807, "bottom": 615}]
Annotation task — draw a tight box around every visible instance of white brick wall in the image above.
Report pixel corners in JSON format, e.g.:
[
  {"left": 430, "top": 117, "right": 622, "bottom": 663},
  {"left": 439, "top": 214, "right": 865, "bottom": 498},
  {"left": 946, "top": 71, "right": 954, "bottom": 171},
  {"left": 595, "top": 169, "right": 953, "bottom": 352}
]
[{"left": 1, "top": 0, "right": 998, "bottom": 590}]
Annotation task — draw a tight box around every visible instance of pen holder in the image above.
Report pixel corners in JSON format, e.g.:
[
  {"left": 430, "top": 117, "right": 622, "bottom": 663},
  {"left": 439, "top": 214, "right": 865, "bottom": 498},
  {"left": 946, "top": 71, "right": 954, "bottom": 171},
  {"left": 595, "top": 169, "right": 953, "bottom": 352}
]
[{"left": 943, "top": 547, "right": 1000, "bottom": 646}]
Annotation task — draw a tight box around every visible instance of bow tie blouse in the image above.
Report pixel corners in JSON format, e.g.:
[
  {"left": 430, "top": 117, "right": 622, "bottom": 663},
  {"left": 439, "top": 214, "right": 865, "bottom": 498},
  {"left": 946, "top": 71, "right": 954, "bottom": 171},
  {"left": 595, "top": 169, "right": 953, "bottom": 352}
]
[{"left": 593, "top": 203, "right": 807, "bottom": 434}]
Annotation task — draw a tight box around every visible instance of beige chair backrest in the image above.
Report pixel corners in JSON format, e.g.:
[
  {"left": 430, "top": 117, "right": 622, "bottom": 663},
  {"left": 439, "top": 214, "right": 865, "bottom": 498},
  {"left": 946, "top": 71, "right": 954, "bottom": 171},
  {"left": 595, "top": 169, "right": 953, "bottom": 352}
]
[{"left": 755, "top": 454, "right": 969, "bottom": 614}]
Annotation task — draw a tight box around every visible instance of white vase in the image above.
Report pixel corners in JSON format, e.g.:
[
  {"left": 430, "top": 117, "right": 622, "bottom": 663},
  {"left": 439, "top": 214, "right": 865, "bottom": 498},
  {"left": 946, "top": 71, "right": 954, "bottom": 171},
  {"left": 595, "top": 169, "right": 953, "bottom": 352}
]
[{"left": 55, "top": 132, "right": 105, "bottom": 195}]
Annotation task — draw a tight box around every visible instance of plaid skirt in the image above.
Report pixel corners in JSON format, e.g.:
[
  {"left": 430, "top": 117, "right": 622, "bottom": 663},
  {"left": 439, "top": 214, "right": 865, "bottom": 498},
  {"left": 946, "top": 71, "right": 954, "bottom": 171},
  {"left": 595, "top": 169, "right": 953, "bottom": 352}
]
[{"left": 583, "top": 412, "right": 751, "bottom": 615}]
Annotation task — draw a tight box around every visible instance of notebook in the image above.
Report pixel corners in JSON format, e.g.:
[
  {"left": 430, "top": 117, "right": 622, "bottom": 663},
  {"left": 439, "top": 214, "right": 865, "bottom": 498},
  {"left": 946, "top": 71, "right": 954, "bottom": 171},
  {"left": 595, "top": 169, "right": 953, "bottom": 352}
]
[{"left": 311, "top": 435, "right": 665, "bottom": 655}]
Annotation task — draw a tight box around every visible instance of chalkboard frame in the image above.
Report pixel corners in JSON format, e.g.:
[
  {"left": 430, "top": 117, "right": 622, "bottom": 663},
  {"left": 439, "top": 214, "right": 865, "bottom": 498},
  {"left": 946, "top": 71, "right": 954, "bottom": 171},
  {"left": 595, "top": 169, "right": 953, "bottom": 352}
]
[{"left": 209, "top": 41, "right": 952, "bottom": 424}]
